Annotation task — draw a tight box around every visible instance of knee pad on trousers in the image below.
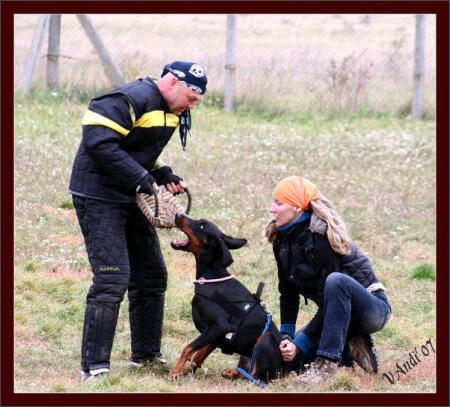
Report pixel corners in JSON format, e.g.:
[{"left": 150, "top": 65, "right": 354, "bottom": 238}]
[
  {"left": 129, "top": 290, "right": 166, "bottom": 360},
  {"left": 81, "top": 300, "right": 121, "bottom": 371},
  {"left": 87, "top": 265, "right": 130, "bottom": 303}
]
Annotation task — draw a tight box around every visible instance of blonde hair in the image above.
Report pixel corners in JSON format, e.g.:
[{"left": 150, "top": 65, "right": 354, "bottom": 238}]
[
  {"left": 309, "top": 196, "right": 351, "bottom": 255},
  {"left": 265, "top": 196, "right": 351, "bottom": 256}
]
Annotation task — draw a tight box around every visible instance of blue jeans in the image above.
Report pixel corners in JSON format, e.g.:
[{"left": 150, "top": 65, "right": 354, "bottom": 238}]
[{"left": 290, "top": 272, "right": 392, "bottom": 371}]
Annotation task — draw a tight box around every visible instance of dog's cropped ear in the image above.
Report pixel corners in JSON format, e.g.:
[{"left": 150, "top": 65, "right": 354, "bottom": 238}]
[
  {"left": 223, "top": 235, "right": 248, "bottom": 250},
  {"left": 220, "top": 242, "right": 234, "bottom": 268},
  {"left": 220, "top": 236, "right": 247, "bottom": 268}
]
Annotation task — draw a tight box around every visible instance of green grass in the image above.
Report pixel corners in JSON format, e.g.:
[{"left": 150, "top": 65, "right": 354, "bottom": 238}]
[
  {"left": 13, "top": 89, "right": 436, "bottom": 395},
  {"left": 411, "top": 262, "right": 435, "bottom": 281}
]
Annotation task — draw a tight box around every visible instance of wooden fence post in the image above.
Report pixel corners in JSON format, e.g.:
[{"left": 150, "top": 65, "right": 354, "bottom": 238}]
[
  {"left": 22, "top": 15, "right": 50, "bottom": 96},
  {"left": 224, "top": 14, "right": 237, "bottom": 112},
  {"left": 47, "top": 15, "right": 61, "bottom": 89},
  {"left": 412, "top": 14, "right": 426, "bottom": 120},
  {"left": 76, "top": 14, "right": 125, "bottom": 88}
]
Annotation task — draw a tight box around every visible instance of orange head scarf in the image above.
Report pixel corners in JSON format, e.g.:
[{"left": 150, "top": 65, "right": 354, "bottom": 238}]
[{"left": 273, "top": 176, "right": 321, "bottom": 210}]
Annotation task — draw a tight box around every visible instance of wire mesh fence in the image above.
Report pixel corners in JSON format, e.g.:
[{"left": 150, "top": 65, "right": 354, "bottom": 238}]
[{"left": 14, "top": 14, "right": 436, "bottom": 117}]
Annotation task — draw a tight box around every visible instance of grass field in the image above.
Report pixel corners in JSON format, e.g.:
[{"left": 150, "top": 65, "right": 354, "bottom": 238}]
[{"left": 12, "top": 87, "right": 437, "bottom": 399}]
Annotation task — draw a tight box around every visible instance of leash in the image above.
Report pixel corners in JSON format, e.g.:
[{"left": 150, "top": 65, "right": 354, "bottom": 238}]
[
  {"left": 236, "top": 311, "right": 272, "bottom": 388},
  {"left": 236, "top": 367, "right": 267, "bottom": 388}
]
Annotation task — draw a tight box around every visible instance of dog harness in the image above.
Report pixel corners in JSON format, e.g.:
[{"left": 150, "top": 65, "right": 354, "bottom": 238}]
[
  {"left": 193, "top": 278, "right": 272, "bottom": 387},
  {"left": 193, "top": 278, "right": 267, "bottom": 345},
  {"left": 194, "top": 279, "right": 263, "bottom": 323}
]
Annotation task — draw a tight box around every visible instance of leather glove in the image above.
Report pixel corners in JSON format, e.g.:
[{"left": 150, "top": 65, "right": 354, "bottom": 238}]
[
  {"left": 136, "top": 174, "right": 156, "bottom": 195},
  {"left": 151, "top": 166, "right": 183, "bottom": 187}
]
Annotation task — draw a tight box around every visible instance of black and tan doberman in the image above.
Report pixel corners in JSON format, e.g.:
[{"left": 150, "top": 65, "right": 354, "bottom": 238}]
[{"left": 168, "top": 213, "right": 289, "bottom": 385}]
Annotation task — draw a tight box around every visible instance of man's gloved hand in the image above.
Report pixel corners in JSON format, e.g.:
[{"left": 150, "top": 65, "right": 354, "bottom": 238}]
[
  {"left": 136, "top": 174, "right": 156, "bottom": 195},
  {"left": 151, "top": 166, "right": 183, "bottom": 187}
]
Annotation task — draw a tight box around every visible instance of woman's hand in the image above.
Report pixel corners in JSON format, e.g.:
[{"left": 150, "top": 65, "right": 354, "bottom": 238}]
[{"left": 279, "top": 339, "right": 299, "bottom": 362}]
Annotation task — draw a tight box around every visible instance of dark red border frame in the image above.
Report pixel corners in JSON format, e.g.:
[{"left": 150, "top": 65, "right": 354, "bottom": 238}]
[{"left": 2, "top": 2, "right": 449, "bottom": 407}]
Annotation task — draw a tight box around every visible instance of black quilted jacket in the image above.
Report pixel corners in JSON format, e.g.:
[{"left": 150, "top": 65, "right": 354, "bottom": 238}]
[
  {"left": 273, "top": 214, "right": 379, "bottom": 340},
  {"left": 69, "top": 76, "right": 179, "bottom": 203}
]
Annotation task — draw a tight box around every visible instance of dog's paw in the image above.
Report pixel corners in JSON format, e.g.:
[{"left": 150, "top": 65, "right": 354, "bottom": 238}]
[
  {"left": 167, "top": 371, "right": 183, "bottom": 381},
  {"left": 221, "top": 368, "right": 242, "bottom": 380},
  {"left": 197, "top": 367, "right": 216, "bottom": 380},
  {"left": 187, "top": 362, "right": 200, "bottom": 376}
]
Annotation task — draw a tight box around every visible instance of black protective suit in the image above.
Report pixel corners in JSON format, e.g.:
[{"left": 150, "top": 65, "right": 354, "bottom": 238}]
[{"left": 69, "top": 76, "right": 179, "bottom": 373}]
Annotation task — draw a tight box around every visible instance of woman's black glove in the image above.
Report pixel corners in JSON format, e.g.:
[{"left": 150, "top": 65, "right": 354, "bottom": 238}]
[
  {"left": 151, "top": 166, "right": 183, "bottom": 187},
  {"left": 136, "top": 174, "right": 156, "bottom": 195}
]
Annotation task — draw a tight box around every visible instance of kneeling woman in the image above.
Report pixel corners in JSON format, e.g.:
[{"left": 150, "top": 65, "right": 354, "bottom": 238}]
[{"left": 266, "top": 176, "right": 392, "bottom": 385}]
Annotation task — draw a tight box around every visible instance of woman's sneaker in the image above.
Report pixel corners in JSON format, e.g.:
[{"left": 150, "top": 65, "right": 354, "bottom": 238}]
[
  {"left": 348, "top": 334, "right": 378, "bottom": 374},
  {"left": 292, "top": 356, "right": 338, "bottom": 385}
]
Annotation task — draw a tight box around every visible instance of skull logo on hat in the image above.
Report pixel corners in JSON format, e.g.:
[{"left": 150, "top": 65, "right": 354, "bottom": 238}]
[{"left": 189, "top": 64, "right": 205, "bottom": 78}]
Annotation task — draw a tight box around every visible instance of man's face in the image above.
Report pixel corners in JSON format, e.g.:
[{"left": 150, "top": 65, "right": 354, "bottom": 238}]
[{"left": 167, "top": 80, "right": 203, "bottom": 115}]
